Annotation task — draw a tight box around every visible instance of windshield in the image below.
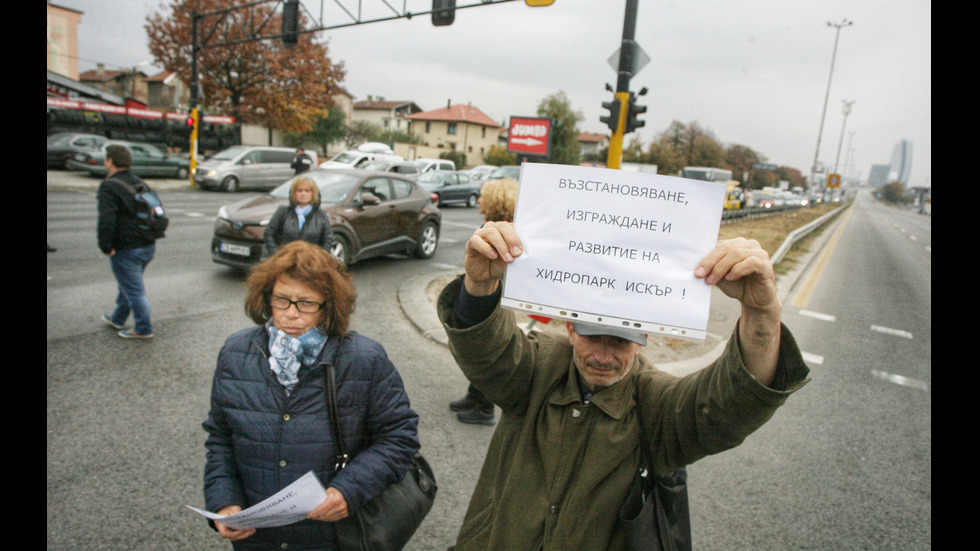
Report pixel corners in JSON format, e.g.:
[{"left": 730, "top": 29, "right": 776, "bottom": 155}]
[
  {"left": 269, "top": 171, "right": 363, "bottom": 203},
  {"left": 210, "top": 145, "right": 251, "bottom": 161},
  {"left": 360, "top": 161, "right": 389, "bottom": 171}
]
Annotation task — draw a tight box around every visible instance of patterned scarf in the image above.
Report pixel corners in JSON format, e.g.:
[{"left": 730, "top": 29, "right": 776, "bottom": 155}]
[
  {"left": 267, "top": 321, "right": 328, "bottom": 395},
  {"left": 295, "top": 204, "right": 313, "bottom": 230}
]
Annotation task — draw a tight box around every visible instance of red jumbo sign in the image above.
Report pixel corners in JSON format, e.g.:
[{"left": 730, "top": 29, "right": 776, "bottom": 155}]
[{"left": 507, "top": 116, "right": 552, "bottom": 157}]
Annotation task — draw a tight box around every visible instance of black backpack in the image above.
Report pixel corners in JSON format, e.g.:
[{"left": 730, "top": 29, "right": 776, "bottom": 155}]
[{"left": 111, "top": 178, "right": 169, "bottom": 240}]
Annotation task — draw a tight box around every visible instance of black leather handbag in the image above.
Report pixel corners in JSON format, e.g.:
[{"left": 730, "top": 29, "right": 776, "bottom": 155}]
[
  {"left": 618, "top": 408, "right": 692, "bottom": 551},
  {"left": 322, "top": 362, "right": 437, "bottom": 551}
]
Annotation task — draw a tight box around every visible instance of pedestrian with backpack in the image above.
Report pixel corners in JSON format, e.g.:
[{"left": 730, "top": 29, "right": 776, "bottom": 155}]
[{"left": 97, "top": 144, "right": 160, "bottom": 339}]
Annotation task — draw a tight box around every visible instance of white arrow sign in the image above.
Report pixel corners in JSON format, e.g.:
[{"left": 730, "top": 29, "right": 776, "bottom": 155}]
[{"left": 511, "top": 137, "right": 544, "bottom": 146}]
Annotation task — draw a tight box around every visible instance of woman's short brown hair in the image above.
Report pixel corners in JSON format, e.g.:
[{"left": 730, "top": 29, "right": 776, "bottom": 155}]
[
  {"left": 289, "top": 177, "right": 321, "bottom": 207},
  {"left": 244, "top": 241, "right": 356, "bottom": 336},
  {"left": 480, "top": 178, "right": 519, "bottom": 222}
]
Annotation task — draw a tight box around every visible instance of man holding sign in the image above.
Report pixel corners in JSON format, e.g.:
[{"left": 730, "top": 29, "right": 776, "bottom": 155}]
[{"left": 436, "top": 166, "right": 810, "bottom": 550}]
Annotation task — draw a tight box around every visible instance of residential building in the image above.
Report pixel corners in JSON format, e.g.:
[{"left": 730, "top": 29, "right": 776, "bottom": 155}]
[
  {"left": 406, "top": 101, "right": 501, "bottom": 165},
  {"left": 146, "top": 71, "right": 190, "bottom": 113},
  {"left": 80, "top": 64, "right": 149, "bottom": 106},
  {"left": 353, "top": 96, "right": 422, "bottom": 133},
  {"left": 47, "top": 2, "right": 83, "bottom": 81},
  {"left": 577, "top": 132, "right": 609, "bottom": 158}
]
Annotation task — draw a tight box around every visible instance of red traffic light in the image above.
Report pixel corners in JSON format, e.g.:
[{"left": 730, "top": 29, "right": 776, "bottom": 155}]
[{"left": 186, "top": 116, "right": 195, "bottom": 127}]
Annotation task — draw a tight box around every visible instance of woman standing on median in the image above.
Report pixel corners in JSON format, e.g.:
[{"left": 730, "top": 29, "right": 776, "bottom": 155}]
[
  {"left": 202, "top": 240, "right": 420, "bottom": 549},
  {"left": 263, "top": 176, "right": 334, "bottom": 260}
]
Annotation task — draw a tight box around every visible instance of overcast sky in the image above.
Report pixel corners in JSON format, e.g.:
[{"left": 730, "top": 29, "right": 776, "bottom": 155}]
[{"left": 58, "top": 0, "right": 931, "bottom": 188}]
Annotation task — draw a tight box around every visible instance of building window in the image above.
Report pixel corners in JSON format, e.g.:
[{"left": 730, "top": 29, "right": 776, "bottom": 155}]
[
  {"left": 448, "top": 122, "right": 457, "bottom": 135},
  {"left": 425, "top": 121, "right": 431, "bottom": 133}
]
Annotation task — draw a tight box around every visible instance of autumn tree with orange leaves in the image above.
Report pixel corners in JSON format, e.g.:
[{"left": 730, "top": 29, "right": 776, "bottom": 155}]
[{"left": 145, "top": 0, "right": 345, "bottom": 133}]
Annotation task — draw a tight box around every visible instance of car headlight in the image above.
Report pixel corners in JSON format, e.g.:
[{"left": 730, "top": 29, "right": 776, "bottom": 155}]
[
  {"left": 206, "top": 169, "right": 217, "bottom": 178},
  {"left": 218, "top": 206, "right": 228, "bottom": 219}
]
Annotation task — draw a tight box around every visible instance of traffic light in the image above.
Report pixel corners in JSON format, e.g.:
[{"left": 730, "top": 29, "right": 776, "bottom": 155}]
[
  {"left": 432, "top": 0, "right": 455, "bottom": 26},
  {"left": 282, "top": 0, "right": 299, "bottom": 48},
  {"left": 625, "top": 92, "right": 647, "bottom": 133},
  {"left": 600, "top": 98, "right": 622, "bottom": 133},
  {"left": 525, "top": 0, "right": 556, "bottom": 5}
]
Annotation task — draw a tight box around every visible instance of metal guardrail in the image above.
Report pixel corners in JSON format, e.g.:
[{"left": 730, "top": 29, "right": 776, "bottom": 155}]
[
  {"left": 770, "top": 203, "right": 849, "bottom": 265},
  {"left": 721, "top": 203, "right": 804, "bottom": 222}
]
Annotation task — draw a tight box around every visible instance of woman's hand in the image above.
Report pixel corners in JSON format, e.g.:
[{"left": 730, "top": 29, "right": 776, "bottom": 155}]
[
  {"left": 214, "top": 505, "right": 256, "bottom": 541},
  {"left": 308, "top": 486, "right": 349, "bottom": 522}
]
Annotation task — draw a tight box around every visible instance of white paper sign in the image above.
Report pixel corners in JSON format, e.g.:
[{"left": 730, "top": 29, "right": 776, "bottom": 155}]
[
  {"left": 186, "top": 470, "right": 327, "bottom": 530},
  {"left": 501, "top": 163, "right": 726, "bottom": 340}
]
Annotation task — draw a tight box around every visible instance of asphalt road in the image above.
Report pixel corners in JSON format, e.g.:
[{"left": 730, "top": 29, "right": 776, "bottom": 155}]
[{"left": 47, "top": 171, "right": 931, "bottom": 550}]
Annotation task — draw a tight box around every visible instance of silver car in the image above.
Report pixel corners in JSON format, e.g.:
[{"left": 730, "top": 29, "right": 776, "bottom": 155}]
[{"left": 192, "top": 145, "right": 298, "bottom": 192}]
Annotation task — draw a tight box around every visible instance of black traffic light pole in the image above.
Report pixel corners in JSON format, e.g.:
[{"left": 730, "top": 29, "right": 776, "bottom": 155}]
[{"left": 605, "top": 0, "right": 643, "bottom": 169}]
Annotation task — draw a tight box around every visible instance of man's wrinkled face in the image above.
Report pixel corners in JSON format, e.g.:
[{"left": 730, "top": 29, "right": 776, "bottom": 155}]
[{"left": 566, "top": 322, "right": 642, "bottom": 392}]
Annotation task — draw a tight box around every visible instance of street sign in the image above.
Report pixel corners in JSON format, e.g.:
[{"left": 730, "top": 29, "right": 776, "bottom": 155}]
[
  {"left": 752, "top": 162, "right": 779, "bottom": 171},
  {"left": 507, "top": 116, "right": 553, "bottom": 157},
  {"left": 608, "top": 42, "right": 650, "bottom": 75},
  {"left": 827, "top": 173, "right": 841, "bottom": 188}
]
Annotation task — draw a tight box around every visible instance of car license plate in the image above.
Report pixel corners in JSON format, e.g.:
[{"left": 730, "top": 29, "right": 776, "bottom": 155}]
[
  {"left": 74, "top": 153, "right": 86, "bottom": 161},
  {"left": 220, "top": 242, "right": 251, "bottom": 257}
]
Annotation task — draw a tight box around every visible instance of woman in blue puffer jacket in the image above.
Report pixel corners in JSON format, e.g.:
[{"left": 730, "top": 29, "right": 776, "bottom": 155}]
[{"left": 202, "top": 240, "right": 420, "bottom": 550}]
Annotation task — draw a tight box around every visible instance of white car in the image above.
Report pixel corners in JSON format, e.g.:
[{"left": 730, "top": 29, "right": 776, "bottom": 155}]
[
  {"left": 411, "top": 158, "right": 456, "bottom": 173},
  {"left": 319, "top": 142, "right": 403, "bottom": 169}
]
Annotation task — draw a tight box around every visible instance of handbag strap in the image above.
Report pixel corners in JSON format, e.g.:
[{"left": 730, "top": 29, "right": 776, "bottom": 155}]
[{"left": 320, "top": 342, "right": 350, "bottom": 471}]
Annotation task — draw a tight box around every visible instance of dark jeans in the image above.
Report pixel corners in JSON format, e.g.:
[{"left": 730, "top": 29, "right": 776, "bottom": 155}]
[{"left": 108, "top": 244, "right": 155, "bottom": 335}]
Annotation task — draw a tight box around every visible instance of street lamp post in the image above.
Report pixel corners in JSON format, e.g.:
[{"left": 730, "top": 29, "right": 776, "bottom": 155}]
[
  {"left": 834, "top": 100, "right": 856, "bottom": 174},
  {"left": 810, "top": 19, "right": 853, "bottom": 190}
]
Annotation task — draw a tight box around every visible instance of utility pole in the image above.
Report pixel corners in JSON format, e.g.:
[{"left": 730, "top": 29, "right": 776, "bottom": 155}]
[
  {"left": 810, "top": 19, "right": 852, "bottom": 190},
  {"left": 833, "top": 100, "right": 855, "bottom": 174}
]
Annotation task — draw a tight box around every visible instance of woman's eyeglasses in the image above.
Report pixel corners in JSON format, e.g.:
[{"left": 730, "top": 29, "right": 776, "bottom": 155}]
[{"left": 270, "top": 296, "right": 327, "bottom": 314}]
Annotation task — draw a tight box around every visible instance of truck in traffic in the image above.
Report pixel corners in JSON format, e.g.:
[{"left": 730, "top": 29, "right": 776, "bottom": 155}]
[{"left": 681, "top": 166, "right": 743, "bottom": 210}]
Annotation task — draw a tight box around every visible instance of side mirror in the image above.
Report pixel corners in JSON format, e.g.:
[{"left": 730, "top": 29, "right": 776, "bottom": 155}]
[{"left": 360, "top": 192, "right": 380, "bottom": 205}]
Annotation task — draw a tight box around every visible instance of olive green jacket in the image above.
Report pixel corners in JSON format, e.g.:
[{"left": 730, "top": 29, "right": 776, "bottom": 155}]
[{"left": 437, "top": 276, "right": 810, "bottom": 551}]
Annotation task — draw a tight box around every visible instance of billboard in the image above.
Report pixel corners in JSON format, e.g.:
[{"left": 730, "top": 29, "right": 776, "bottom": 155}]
[{"left": 507, "top": 116, "right": 552, "bottom": 157}]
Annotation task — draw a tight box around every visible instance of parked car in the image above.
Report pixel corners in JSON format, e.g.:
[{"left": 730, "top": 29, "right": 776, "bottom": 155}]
[
  {"left": 192, "top": 145, "right": 298, "bottom": 192},
  {"left": 411, "top": 158, "right": 456, "bottom": 173},
  {"left": 416, "top": 170, "right": 481, "bottom": 207},
  {"left": 320, "top": 143, "right": 403, "bottom": 169},
  {"left": 469, "top": 165, "right": 496, "bottom": 180},
  {"left": 65, "top": 140, "right": 190, "bottom": 179},
  {"left": 360, "top": 159, "right": 421, "bottom": 178},
  {"left": 481, "top": 165, "right": 521, "bottom": 187},
  {"left": 47, "top": 132, "right": 107, "bottom": 169},
  {"left": 211, "top": 168, "right": 441, "bottom": 268}
]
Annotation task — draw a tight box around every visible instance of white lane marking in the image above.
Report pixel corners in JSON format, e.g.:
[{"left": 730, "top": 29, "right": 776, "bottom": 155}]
[
  {"left": 800, "top": 309, "right": 836, "bottom": 322},
  {"left": 871, "top": 369, "right": 929, "bottom": 392},
  {"left": 440, "top": 220, "right": 482, "bottom": 229},
  {"left": 870, "top": 325, "right": 914, "bottom": 339}
]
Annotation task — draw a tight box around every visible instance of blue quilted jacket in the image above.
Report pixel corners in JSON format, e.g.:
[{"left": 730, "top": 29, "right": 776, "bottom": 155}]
[{"left": 202, "top": 326, "right": 420, "bottom": 550}]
